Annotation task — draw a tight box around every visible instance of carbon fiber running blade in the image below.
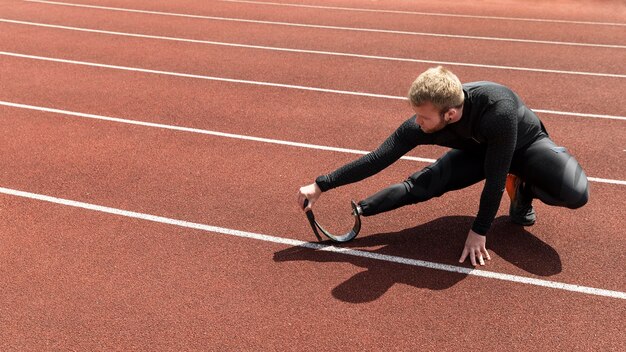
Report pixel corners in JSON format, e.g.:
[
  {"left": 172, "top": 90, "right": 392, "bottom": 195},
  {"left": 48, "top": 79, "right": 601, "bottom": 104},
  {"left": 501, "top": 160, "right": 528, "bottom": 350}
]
[
  {"left": 303, "top": 199, "right": 322, "bottom": 241},
  {"left": 305, "top": 210, "right": 323, "bottom": 242},
  {"left": 313, "top": 201, "right": 361, "bottom": 243}
]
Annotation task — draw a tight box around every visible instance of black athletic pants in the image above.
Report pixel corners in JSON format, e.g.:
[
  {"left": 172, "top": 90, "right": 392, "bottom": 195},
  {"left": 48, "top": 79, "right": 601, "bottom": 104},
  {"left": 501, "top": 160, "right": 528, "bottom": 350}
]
[{"left": 359, "top": 137, "right": 589, "bottom": 216}]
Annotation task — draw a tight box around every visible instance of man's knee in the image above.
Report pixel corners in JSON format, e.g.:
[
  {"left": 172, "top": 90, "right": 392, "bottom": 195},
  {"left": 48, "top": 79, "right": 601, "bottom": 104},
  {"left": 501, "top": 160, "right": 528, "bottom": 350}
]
[
  {"left": 561, "top": 160, "right": 589, "bottom": 209},
  {"left": 566, "top": 183, "right": 589, "bottom": 209},
  {"left": 407, "top": 167, "right": 440, "bottom": 201}
]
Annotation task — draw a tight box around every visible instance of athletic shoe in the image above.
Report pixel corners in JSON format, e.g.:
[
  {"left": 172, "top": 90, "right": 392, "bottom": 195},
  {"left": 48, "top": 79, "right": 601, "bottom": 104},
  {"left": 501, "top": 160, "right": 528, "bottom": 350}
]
[{"left": 505, "top": 174, "right": 536, "bottom": 226}]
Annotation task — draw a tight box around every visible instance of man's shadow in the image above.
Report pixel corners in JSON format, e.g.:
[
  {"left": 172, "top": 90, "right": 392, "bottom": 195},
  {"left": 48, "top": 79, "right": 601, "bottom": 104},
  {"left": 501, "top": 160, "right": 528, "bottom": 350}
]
[{"left": 274, "top": 216, "right": 561, "bottom": 303}]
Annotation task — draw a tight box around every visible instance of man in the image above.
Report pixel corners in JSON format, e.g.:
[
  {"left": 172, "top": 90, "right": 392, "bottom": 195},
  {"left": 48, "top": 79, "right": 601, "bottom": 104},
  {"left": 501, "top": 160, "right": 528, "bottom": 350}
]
[{"left": 297, "top": 66, "right": 589, "bottom": 266}]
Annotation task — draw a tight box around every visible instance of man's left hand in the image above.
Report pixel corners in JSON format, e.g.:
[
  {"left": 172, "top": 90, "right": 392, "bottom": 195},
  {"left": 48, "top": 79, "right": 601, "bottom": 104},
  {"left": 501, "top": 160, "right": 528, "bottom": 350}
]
[{"left": 459, "top": 229, "right": 491, "bottom": 266}]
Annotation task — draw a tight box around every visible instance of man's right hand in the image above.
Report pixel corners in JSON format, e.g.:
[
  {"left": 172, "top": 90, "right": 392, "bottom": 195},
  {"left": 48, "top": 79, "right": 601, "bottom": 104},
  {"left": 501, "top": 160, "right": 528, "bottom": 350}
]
[{"left": 297, "top": 183, "right": 321, "bottom": 211}]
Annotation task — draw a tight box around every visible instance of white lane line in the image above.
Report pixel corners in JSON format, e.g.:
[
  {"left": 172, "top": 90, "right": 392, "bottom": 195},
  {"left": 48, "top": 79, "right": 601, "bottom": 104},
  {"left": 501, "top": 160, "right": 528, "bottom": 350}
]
[
  {"left": 220, "top": 0, "right": 626, "bottom": 27},
  {"left": 0, "top": 51, "right": 402, "bottom": 99},
  {"left": 1, "top": 18, "right": 624, "bottom": 79},
  {"left": 587, "top": 177, "right": 626, "bottom": 186},
  {"left": 1, "top": 185, "right": 624, "bottom": 300},
  {"left": 0, "top": 101, "right": 435, "bottom": 164},
  {"left": 1, "top": 100, "right": 625, "bottom": 186},
  {"left": 2, "top": 51, "right": 626, "bottom": 122},
  {"left": 24, "top": 0, "right": 626, "bottom": 49}
]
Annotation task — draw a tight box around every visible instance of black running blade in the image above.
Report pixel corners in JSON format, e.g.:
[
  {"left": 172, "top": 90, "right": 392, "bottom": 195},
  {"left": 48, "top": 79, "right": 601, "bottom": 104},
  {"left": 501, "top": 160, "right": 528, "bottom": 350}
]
[
  {"left": 302, "top": 199, "right": 360, "bottom": 243},
  {"left": 303, "top": 199, "right": 322, "bottom": 241}
]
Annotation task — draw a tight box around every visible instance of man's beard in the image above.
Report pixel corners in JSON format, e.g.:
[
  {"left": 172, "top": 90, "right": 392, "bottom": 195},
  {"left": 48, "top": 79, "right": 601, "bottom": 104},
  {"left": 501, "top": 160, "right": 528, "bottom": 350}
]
[{"left": 422, "top": 113, "right": 447, "bottom": 133}]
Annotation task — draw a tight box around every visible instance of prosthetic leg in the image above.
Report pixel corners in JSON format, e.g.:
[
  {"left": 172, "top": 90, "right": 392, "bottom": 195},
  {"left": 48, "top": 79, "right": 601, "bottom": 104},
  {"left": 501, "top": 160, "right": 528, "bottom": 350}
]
[{"left": 303, "top": 199, "right": 361, "bottom": 243}]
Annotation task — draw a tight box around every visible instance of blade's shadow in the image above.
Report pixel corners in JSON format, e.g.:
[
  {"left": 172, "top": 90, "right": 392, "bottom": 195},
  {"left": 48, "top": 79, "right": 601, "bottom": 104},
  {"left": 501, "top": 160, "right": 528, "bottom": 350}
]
[{"left": 274, "top": 216, "right": 561, "bottom": 303}]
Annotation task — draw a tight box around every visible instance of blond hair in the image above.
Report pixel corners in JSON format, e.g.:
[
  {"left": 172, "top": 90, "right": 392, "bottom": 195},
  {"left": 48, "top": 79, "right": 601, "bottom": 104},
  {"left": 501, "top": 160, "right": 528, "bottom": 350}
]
[{"left": 408, "top": 66, "right": 464, "bottom": 111}]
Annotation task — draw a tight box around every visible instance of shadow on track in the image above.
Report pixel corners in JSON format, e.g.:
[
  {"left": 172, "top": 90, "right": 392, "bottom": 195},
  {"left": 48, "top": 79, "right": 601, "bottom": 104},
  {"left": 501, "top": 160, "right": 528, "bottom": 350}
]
[{"left": 274, "top": 215, "right": 561, "bottom": 303}]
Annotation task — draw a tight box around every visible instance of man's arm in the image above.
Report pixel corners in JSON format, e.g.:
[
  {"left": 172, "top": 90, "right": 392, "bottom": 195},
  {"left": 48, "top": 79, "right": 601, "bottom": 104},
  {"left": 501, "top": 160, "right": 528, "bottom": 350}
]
[
  {"left": 315, "top": 116, "right": 424, "bottom": 192},
  {"left": 460, "top": 99, "right": 518, "bottom": 266},
  {"left": 472, "top": 99, "right": 518, "bottom": 235}
]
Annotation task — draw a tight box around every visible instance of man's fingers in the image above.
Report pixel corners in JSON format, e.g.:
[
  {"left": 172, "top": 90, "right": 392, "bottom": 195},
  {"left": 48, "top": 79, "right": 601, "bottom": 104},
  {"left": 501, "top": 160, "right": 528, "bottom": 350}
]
[
  {"left": 298, "top": 183, "right": 321, "bottom": 212},
  {"left": 297, "top": 191, "right": 311, "bottom": 211},
  {"left": 304, "top": 198, "right": 314, "bottom": 210},
  {"left": 480, "top": 246, "right": 491, "bottom": 260},
  {"left": 459, "top": 248, "right": 468, "bottom": 263},
  {"left": 477, "top": 253, "right": 485, "bottom": 266},
  {"left": 470, "top": 251, "right": 477, "bottom": 266},
  {"left": 483, "top": 249, "right": 491, "bottom": 261}
]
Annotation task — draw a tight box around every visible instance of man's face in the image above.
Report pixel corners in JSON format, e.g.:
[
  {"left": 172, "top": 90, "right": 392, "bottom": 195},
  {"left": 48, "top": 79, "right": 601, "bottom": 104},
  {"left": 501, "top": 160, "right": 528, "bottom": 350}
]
[{"left": 412, "top": 102, "right": 447, "bottom": 133}]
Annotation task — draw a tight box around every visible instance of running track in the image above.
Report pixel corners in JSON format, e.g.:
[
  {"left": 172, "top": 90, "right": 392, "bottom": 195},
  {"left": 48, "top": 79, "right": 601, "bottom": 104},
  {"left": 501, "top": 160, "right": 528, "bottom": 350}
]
[{"left": 0, "top": 0, "right": 625, "bottom": 350}]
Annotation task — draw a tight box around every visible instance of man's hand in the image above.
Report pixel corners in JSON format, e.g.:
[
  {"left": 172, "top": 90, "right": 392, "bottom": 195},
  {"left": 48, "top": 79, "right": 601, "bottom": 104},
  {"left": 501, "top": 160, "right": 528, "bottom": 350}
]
[
  {"left": 459, "top": 229, "right": 491, "bottom": 266},
  {"left": 297, "top": 183, "right": 321, "bottom": 212}
]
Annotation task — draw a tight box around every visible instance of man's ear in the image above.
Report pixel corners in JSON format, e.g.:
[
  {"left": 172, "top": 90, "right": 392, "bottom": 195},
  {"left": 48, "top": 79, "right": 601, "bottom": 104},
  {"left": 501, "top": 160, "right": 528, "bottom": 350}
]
[
  {"left": 445, "top": 109, "right": 454, "bottom": 122},
  {"left": 448, "top": 108, "right": 461, "bottom": 122}
]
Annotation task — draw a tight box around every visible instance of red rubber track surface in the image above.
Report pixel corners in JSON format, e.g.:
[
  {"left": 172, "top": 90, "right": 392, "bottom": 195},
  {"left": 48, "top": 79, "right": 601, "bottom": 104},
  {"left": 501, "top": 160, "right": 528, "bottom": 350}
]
[
  {"left": 1, "top": 57, "right": 624, "bottom": 179},
  {"left": 1, "top": 0, "right": 625, "bottom": 350}
]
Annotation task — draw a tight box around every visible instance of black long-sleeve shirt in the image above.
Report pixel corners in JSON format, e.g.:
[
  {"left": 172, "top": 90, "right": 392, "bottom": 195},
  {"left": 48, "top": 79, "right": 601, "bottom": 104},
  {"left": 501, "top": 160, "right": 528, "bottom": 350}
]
[{"left": 315, "top": 81, "right": 547, "bottom": 235}]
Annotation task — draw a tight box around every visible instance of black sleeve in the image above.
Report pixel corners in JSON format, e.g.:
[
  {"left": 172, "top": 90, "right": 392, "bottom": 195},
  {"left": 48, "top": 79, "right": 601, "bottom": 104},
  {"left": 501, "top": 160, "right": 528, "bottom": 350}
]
[
  {"left": 471, "top": 99, "right": 518, "bottom": 235},
  {"left": 316, "top": 116, "right": 425, "bottom": 192}
]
